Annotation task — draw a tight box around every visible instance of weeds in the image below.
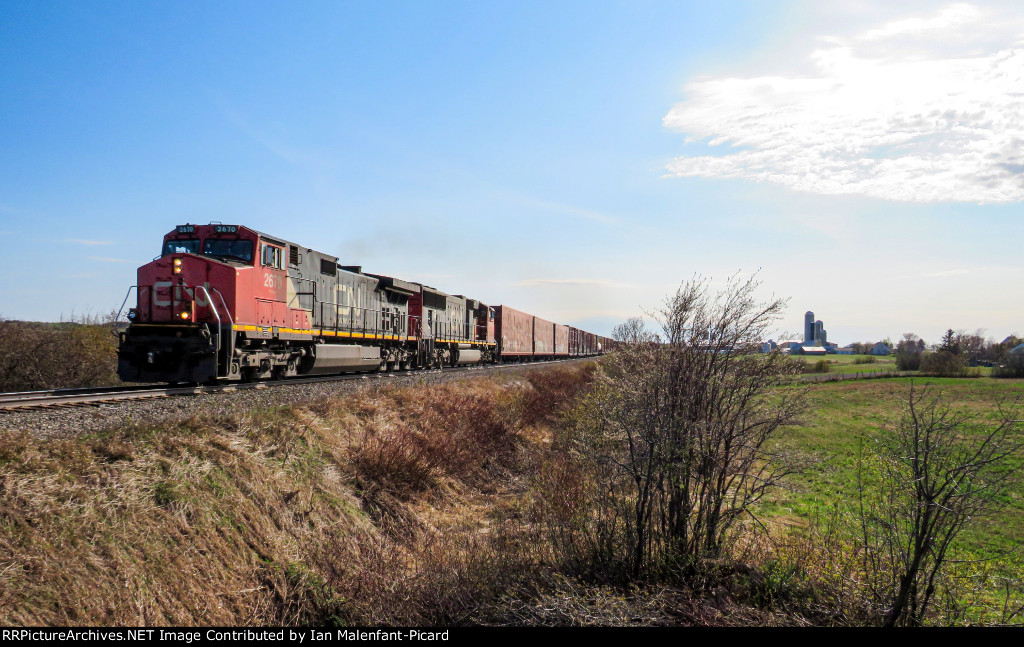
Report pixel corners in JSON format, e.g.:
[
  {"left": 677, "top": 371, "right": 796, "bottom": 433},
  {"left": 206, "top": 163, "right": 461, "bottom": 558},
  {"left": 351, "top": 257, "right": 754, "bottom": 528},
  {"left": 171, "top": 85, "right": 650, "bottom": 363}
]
[{"left": 0, "top": 315, "right": 120, "bottom": 391}]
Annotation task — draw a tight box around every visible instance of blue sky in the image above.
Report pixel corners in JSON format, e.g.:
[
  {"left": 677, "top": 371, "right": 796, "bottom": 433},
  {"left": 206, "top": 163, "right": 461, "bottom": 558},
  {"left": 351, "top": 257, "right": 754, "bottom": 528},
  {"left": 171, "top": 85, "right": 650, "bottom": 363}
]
[{"left": 1, "top": 1, "right": 1020, "bottom": 345}]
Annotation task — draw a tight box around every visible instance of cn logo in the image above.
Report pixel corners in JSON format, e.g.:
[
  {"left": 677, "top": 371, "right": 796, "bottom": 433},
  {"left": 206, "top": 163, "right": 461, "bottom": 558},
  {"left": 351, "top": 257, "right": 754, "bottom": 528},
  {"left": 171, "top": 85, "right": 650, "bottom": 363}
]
[{"left": 153, "top": 281, "right": 212, "bottom": 307}]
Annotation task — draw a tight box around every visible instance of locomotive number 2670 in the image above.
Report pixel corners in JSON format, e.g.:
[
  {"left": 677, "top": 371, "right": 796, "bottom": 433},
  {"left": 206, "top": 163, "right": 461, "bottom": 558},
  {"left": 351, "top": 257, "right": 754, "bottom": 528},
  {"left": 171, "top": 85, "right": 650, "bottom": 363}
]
[{"left": 264, "top": 273, "right": 279, "bottom": 289}]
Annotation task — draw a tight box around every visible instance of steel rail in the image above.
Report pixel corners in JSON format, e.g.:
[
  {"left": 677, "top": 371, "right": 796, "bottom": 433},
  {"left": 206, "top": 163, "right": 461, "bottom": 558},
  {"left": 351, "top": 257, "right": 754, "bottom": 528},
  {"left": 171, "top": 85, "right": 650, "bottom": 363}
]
[{"left": 0, "top": 358, "right": 591, "bottom": 412}]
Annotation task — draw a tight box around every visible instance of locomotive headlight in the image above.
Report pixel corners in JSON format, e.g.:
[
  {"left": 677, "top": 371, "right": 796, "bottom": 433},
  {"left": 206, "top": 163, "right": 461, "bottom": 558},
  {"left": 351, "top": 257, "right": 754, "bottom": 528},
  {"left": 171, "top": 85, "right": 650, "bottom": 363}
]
[
  {"left": 173, "top": 258, "right": 182, "bottom": 274},
  {"left": 180, "top": 311, "right": 190, "bottom": 320}
]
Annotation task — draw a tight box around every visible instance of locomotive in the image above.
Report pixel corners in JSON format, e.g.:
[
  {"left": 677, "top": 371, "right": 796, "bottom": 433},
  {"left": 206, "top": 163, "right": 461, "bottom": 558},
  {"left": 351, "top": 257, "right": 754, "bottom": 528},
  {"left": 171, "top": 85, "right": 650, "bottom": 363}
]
[{"left": 116, "top": 224, "right": 609, "bottom": 384}]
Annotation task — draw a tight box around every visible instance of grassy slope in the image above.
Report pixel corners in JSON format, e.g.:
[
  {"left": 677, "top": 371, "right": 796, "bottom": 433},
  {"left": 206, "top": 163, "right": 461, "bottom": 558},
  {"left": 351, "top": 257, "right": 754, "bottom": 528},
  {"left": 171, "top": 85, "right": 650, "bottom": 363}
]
[{"left": 0, "top": 367, "right": 599, "bottom": 626}]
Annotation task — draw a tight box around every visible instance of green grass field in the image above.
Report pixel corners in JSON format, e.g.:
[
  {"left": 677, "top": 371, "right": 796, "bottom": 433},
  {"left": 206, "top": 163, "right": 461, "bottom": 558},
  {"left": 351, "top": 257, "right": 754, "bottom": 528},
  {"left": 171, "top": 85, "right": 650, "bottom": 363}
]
[
  {"left": 817, "top": 354, "right": 897, "bottom": 373},
  {"left": 762, "top": 375, "right": 1024, "bottom": 571},
  {"left": 797, "top": 353, "right": 995, "bottom": 377}
]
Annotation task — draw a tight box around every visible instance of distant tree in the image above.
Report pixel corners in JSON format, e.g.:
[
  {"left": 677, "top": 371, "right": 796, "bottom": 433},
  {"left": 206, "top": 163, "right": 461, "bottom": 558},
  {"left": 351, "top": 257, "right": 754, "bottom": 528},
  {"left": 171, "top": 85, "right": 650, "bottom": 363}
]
[
  {"left": 895, "top": 333, "right": 923, "bottom": 371},
  {"left": 939, "top": 329, "right": 960, "bottom": 354},
  {"left": 896, "top": 333, "right": 921, "bottom": 352},
  {"left": 958, "top": 329, "right": 988, "bottom": 363},
  {"left": 993, "top": 354, "right": 1024, "bottom": 378},
  {"left": 991, "top": 335, "right": 1022, "bottom": 363},
  {"left": 919, "top": 351, "right": 968, "bottom": 377}
]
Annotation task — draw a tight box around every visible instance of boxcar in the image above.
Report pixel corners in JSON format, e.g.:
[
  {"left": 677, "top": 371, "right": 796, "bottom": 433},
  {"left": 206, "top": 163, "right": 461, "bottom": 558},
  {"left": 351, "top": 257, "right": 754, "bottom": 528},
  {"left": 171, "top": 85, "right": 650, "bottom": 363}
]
[
  {"left": 533, "top": 315, "right": 555, "bottom": 356},
  {"left": 554, "top": 323, "right": 569, "bottom": 357},
  {"left": 495, "top": 305, "right": 534, "bottom": 357}
]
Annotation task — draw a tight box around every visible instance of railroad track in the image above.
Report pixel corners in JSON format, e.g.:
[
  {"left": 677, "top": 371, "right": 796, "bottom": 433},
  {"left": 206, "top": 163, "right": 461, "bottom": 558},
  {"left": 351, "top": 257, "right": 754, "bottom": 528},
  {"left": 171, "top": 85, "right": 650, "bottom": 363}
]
[{"left": 0, "top": 359, "right": 585, "bottom": 412}]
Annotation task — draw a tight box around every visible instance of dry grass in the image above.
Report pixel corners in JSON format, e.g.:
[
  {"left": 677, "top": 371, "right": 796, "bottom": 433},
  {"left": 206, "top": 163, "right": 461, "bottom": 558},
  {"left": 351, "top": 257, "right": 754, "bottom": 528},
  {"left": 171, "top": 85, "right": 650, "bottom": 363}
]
[{"left": 0, "top": 363, "right": 596, "bottom": 626}]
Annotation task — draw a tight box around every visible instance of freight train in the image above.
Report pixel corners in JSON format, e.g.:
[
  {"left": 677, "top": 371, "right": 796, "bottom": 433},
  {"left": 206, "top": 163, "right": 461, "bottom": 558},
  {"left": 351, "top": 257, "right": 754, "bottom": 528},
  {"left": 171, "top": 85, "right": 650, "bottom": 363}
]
[{"left": 116, "top": 224, "right": 611, "bottom": 384}]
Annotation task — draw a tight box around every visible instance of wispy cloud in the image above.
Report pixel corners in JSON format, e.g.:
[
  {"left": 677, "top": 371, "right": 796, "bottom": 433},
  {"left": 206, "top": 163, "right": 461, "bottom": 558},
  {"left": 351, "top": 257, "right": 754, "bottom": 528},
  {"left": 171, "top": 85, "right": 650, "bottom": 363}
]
[
  {"left": 922, "top": 268, "right": 970, "bottom": 277},
  {"left": 862, "top": 3, "right": 984, "bottom": 41},
  {"left": 86, "top": 256, "right": 132, "bottom": 263},
  {"left": 406, "top": 273, "right": 455, "bottom": 282},
  {"left": 217, "top": 98, "right": 334, "bottom": 170},
  {"left": 663, "top": 3, "right": 1024, "bottom": 203},
  {"left": 66, "top": 239, "right": 113, "bottom": 246},
  {"left": 515, "top": 278, "right": 634, "bottom": 288},
  {"left": 504, "top": 194, "right": 620, "bottom": 225}
]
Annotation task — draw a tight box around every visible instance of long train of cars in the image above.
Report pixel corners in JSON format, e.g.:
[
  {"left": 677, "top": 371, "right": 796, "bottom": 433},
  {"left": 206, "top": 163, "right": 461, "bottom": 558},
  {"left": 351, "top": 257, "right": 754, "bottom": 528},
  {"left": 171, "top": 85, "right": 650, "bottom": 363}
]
[{"left": 116, "top": 224, "right": 612, "bottom": 384}]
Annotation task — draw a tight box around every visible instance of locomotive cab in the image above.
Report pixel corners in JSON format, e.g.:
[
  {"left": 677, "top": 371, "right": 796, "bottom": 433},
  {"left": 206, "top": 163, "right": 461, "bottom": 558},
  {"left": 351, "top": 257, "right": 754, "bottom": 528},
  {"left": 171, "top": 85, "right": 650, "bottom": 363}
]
[{"left": 118, "top": 224, "right": 254, "bottom": 383}]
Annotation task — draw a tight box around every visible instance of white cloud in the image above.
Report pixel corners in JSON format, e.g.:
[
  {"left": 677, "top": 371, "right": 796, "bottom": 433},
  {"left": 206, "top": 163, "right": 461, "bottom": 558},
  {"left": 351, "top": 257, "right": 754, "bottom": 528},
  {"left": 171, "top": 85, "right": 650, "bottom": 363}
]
[
  {"left": 86, "top": 256, "right": 132, "bottom": 263},
  {"left": 861, "top": 3, "right": 984, "bottom": 42},
  {"left": 515, "top": 278, "right": 633, "bottom": 288},
  {"left": 663, "top": 3, "right": 1024, "bottom": 203},
  {"left": 504, "top": 194, "right": 619, "bottom": 225},
  {"left": 922, "top": 268, "right": 970, "bottom": 277},
  {"left": 66, "top": 239, "right": 113, "bottom": 246}
]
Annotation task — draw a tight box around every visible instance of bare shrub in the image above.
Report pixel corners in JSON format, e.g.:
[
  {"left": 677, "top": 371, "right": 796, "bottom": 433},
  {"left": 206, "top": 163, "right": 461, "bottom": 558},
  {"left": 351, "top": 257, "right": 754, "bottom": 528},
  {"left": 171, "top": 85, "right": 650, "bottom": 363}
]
[
  {"left": 857, "top": 384, "right": 1024, "bottom": 626},
  {"left": 0, "top": 314, "right": 119, "bottom": 391},
  {"left": 547, "top": 275, "right": 807, "bottom": 579}
]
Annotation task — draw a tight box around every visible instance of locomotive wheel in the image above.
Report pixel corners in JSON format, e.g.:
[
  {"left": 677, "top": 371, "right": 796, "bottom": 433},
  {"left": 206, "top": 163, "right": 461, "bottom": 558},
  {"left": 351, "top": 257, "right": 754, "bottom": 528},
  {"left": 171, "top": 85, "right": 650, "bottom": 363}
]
[{"left": 241, "top": 367, "right": 260, "bottom": 383}]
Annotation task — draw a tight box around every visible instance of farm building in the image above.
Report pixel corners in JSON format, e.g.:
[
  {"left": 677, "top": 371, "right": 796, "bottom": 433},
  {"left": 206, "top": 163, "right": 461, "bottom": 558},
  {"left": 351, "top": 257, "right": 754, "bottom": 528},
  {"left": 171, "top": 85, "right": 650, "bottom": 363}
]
[
  {"left": 869, "top": 342, "right": 891, "bottom": 356},
  {"left": 791, "top": 345, "right": 828, "bottom": 357}
]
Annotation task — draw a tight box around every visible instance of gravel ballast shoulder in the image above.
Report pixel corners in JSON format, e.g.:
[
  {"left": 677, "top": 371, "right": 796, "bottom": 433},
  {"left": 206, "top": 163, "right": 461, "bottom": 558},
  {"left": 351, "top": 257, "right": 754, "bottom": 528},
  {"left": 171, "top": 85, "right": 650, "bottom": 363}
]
[{"left": 0, "top": 361, "right": 587, "bottom": 441}]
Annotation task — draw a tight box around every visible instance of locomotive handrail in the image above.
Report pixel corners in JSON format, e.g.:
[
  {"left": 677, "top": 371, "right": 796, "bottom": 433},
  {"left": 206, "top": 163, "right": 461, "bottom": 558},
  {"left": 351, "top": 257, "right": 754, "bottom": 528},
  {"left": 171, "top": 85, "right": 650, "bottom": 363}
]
[
  {"left": 112, "top": 286, "right": 138, "bottom": 337},
  {"left": 205, "top": 286, "right": 233, "bottom": 328},
  {"left": 195, "top": 286, "right": 222, "bottom": 345},
  {"left": 194, "top": 285, "right": 232, "bottom": 374},
  {"left": 289, "top": 276, "right": 318, "bottom": 311}
]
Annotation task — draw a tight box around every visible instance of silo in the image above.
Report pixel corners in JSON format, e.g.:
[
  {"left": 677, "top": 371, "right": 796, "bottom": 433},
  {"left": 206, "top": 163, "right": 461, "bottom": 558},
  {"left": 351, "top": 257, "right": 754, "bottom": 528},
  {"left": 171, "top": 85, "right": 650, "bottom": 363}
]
[{"left": 804, "top": 311, "right": 815, "bottom": 343}]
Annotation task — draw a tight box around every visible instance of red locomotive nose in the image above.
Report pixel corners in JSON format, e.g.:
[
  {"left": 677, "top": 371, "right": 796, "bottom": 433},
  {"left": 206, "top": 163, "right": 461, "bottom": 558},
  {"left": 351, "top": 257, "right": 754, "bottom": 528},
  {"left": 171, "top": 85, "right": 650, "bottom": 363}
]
[{"left": 136, "top": 254, "right": 221, "bottom": 324}]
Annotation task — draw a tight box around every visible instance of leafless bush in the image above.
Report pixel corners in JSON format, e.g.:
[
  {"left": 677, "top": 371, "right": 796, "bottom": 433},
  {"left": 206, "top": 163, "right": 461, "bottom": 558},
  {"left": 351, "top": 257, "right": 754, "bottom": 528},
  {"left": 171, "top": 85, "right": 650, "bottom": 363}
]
[
  {"left": 548, "top": 275, "right": 807, "bottom": 579},
  {"left": 857, "top": 384, "right": 1024, "bottom": 626},
  {"left": 0, "top": 313, "right": 120, "bottom": 391}
]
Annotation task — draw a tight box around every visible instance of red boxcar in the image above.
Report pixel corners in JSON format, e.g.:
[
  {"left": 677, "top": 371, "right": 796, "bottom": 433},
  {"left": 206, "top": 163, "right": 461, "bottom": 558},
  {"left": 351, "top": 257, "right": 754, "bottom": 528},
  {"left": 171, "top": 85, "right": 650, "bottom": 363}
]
[
  {"left": 533, "top": 315, "right": 554, "bottom": 355},
  {"left": 495, "top": 305, "right": 534, "bottom": 356},
  {"left": 554, "top": 323, "right": 569, "bottom": 356}
]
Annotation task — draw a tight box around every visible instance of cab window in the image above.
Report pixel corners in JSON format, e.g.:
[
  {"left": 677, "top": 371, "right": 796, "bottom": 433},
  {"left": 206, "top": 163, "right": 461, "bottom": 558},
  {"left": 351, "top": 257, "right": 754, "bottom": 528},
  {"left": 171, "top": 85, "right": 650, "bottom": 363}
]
[
  {"left": 203, "top": 238, "right": 254, "bottom": 263},
  {"left": 162, "top": 239, "right": 200, "bottom": 256},
  {"left": 261, "top": 243, "right": 283, "bottom": 269}
]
